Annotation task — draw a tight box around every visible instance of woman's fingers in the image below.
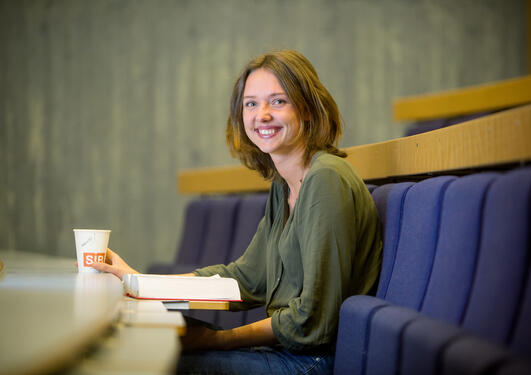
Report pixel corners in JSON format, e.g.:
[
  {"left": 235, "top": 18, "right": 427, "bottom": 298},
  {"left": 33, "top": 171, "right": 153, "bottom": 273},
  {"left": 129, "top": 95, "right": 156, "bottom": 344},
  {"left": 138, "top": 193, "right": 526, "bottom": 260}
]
[
  {"left": 88, "top": 248, "right": 139, "bottom": 280},
  {"left": 105, "top": 248, "right": 116, "bottom": 264},
  {"left": 91, "top": 261, "right": 123, "bottom": 279}
]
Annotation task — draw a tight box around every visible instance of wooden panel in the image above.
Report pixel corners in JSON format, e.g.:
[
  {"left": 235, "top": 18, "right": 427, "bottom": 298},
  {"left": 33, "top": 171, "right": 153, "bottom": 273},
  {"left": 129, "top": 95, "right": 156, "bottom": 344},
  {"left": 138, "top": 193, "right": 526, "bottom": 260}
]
[
  {"left": 393, "top": 76, "right": 531, "bottom": 121},
  {"left": 178, "top": 166, "right": 270, "bottom": 194},
  {"left": 188, "top": 301, "right": 230, "bottom": 310},
  {"left": 178, "top": 105, "right": 531, "bottom": 194}
]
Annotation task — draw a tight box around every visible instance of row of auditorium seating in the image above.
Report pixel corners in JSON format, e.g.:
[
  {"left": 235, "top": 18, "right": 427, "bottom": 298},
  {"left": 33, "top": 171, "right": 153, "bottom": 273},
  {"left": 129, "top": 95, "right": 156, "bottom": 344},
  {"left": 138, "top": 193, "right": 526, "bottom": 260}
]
[
  {"left": 335, "top": 167, "right": 531, "bottom": 374},
  {"left": 146, "top": 193, "right": 268, "bottom": 329},
  {"left": 149, "top": 166, "right": 530, "bottom": 374}
]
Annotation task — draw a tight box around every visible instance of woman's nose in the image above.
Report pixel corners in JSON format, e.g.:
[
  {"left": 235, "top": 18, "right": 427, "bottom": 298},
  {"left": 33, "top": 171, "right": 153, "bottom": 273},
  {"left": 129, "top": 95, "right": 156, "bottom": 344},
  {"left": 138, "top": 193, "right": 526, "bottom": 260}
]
[{"left": 257, "top": 104, "right": 272, "bottom": 122}]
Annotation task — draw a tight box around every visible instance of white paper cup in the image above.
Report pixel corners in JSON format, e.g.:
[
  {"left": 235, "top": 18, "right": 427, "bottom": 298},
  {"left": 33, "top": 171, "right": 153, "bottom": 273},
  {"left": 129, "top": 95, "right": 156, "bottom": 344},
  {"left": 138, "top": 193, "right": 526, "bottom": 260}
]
[{"left": 73, "top": 229, "right": 111, "bottom": 273}]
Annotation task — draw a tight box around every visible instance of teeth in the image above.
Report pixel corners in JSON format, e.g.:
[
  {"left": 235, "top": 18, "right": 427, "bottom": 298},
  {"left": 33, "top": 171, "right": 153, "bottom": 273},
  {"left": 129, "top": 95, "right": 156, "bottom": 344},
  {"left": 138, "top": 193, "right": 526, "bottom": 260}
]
[{"left": 258, "top": 128, "right": 277, "bottom": 135}]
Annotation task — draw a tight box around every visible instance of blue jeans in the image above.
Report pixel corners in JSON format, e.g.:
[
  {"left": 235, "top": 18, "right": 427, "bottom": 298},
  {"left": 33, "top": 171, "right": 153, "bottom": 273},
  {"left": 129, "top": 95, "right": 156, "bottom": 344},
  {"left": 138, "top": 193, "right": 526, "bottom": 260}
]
[{"left": 177, "top": 346, "right": 334, "bottom": 375}]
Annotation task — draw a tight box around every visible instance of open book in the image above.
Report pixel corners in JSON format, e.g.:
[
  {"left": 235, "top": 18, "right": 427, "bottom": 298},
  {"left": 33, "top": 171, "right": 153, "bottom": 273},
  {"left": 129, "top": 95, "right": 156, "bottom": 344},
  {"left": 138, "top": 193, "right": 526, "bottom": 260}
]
[{"left": 122, "top": 274, "right": 242, "bottom": 301}]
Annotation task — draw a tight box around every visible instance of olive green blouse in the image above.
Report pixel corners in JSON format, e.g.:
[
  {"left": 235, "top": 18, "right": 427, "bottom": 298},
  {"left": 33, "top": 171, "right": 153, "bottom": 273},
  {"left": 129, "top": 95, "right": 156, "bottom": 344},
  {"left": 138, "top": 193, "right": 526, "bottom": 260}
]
[{"left": 194, "top": 151, "right": 382, "bottom": 352}]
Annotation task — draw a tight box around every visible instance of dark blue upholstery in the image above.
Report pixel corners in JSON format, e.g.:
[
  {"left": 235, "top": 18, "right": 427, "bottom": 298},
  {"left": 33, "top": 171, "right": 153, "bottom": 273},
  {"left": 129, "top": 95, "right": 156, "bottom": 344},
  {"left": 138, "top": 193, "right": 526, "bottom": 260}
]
[
  {"left": 420, "top": 173, "right": 498, "bottom": 322},
  {"left": 334, "top": 296, "right": 390, "bottom": 375},
  {"left": 372, "top": 182, "right": 414, "bottom": 299},
  {"left": 217, "top": 194, "right": 267, "bottom": 329},
  {"left": 365, "top": 305, "right": 419, "bottom": 375},
  {"left": 434, "top": 168, "right": 531, "bottom": 374},
  {"left": 384, "top": 176, "right": 455, "bottom": 308},
  {"left": 461, "top": 168, "right": 531, "bottom": 344},
  {"left": 334, "top": 167, "right": 531, "bottom": 375},
  {"left": 368, "top": 174, "right": 497, "bottom": 375},
  {"left": 197, "top": 196, "right": 241, "bottom": 267},
  {"left": 191, "top": 196, "right": 241, "bottom": 324},
  {"left": 383, "top": 174, "right": 496, "bottom": 375},
  {"left": 334, "top": 182, "right": 412, "bottom": 375},
  {"left": 441, "top": 336, "right": 511, "bottom": 375},
  {"left": 175, "top": 199, "right": 212, "bottom": 265},
  {"left": 361, "top": 176, "right": 455, "bottom": 374},
  {"left": 226, "top": 194, "right": 268, "bottom": 263},
  {"left": 401, "top": 316, "right": 462, "bottom": 375}
]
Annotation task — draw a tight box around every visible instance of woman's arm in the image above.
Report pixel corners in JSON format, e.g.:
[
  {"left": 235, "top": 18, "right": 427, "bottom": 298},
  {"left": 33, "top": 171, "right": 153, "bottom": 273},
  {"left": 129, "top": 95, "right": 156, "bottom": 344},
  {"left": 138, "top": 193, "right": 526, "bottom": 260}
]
[{"left": 181, "top": 317, "right": 277, "bottom": 351}]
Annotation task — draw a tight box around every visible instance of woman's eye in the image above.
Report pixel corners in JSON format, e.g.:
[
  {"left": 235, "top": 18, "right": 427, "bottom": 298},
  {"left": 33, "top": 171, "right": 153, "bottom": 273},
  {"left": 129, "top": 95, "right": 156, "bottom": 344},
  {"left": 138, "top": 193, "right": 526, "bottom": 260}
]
[
  {"left": 244, "top": 101, "right": 256, "bottom": 108},
  {"left": 272, "top": 98, "right": 286, "bottom": 105}
]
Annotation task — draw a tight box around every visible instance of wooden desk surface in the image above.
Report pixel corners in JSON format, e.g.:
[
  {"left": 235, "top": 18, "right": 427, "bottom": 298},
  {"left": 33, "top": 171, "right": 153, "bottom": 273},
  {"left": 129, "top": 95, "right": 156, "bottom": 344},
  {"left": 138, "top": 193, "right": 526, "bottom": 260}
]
[
  {"left": 0, "top": 250, "right": 181, "bottom": 375},
  {"left": 0, "top": 250, "right": 124, "bottom": 375}
]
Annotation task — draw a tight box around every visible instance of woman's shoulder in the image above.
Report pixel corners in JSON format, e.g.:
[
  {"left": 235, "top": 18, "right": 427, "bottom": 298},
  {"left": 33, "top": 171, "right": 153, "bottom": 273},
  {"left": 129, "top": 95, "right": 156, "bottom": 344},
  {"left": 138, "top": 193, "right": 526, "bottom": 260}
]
[{"left": 307, "top": 151, "right": 362, "bottom": 186}]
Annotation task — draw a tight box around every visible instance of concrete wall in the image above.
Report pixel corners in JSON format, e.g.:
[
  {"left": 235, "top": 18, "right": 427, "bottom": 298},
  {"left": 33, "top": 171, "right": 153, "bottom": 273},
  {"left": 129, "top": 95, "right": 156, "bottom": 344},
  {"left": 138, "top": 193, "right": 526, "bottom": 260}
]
[{"left": 0, "top": 0, "right": 527, "bottom": 271}]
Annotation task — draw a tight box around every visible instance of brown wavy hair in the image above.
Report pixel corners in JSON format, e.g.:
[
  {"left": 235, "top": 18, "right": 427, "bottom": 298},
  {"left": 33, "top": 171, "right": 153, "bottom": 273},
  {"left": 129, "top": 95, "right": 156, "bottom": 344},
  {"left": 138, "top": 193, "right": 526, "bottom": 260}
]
[{"left": 226, "top": 49, "right": 346, "bottom": 180}]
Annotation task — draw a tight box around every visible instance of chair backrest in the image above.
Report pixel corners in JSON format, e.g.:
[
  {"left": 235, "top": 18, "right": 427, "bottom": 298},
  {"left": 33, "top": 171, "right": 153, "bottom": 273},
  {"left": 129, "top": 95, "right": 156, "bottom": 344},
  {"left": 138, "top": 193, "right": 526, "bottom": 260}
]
[
  {"left": 460, "top": 168, "right": 531, "bottom": 346},
  {"left": 226, "top": 194, "right": 268, "bottom": 263},
  {"left": 420, "top": 173, "right": 498, "bottom": 324},
  {"left": 174, "top": 198, "right": 212, "bottom": 265},
  {"left": 383, "top": 176, "right": 456, "bottom": 309},
  {"left": 217, "top": 194, "right": 268, "bottom": 329},
  {"left": 372, "top": 182, "right": 414, "bottom": 298},
  {"left": 188, "top": 196, "right": 241, "bottom": 327},
  {"left": 199, "top": 196, "right": 241, "bottom": 267}
]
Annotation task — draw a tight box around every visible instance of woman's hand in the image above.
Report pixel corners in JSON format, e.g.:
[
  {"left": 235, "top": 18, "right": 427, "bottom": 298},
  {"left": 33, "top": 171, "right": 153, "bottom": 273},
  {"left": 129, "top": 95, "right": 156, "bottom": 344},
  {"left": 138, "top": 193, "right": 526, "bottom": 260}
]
[{"left": 91, "top": 248, "right": 139, "bottom": 280}]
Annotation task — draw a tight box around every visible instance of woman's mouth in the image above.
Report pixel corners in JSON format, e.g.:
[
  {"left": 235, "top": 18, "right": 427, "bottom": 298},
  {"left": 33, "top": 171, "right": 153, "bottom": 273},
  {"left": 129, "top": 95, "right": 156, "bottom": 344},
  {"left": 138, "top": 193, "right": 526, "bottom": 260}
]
[{"left": 256, "top": 127, "right": 281, "bottom": 139}]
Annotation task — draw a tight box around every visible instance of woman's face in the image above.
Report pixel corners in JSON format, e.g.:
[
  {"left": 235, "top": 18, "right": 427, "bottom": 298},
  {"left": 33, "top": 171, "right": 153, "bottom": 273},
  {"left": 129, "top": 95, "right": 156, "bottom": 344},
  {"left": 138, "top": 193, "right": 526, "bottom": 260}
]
[{"left": 242, "top": 68, "right": 303, "bottom": 159}]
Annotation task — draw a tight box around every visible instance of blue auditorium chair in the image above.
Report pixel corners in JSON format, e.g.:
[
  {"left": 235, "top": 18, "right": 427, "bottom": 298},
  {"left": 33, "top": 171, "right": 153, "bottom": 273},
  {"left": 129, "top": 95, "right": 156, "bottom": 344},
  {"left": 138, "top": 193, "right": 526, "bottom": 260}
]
[
  {"left": 436, "top": 168, "right": 531, "bottom": 374},
  {"left": 194, "top": 196, "right": 241, "bottom": 267},
  {"left": 190, "top": 196, "right": 241, "bottom": 324},
  {"left": 217, "top": 194, "right": 268, "bottom": 329},
  {"left": 335, "top": 167, "right": 531, "bottom": 375},
  {"left": 372, "top": 182, "right": 415, "bottom": 299},
  {"left": 364, "top": 176, "right": 456, "bottom": 375},
  {"left": 334, "top": 182, "right": 414, "bottom": 375},
  {"left": 225, "top": 194, "right": 268, "bottom": 264},
  {"left": 397, "top": 173, "right": 499, "bottom": 374},
  {"left": 368, "top": 170, "right": 531, "bottom": 375}
]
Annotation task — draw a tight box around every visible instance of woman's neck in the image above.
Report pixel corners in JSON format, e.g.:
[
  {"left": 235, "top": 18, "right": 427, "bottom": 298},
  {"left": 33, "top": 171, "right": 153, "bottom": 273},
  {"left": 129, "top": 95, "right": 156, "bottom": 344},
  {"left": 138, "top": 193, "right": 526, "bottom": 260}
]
[{"left": 271, "top": 149, "right": 309, "bottom": 202}]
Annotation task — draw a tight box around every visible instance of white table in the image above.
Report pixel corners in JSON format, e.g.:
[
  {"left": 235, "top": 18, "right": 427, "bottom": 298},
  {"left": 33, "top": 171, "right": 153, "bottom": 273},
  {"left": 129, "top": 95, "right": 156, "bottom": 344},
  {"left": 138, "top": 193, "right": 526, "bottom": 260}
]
[{"left": 0, "top": 250, "right": 182, "bottom": 375}]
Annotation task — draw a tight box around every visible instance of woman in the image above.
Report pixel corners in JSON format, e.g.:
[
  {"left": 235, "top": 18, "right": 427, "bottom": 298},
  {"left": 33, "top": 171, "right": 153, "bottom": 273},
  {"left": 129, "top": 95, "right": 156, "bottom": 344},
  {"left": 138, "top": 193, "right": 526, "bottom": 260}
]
[{"left": 94, "top": 50, "right": 382, "bottom": 374}]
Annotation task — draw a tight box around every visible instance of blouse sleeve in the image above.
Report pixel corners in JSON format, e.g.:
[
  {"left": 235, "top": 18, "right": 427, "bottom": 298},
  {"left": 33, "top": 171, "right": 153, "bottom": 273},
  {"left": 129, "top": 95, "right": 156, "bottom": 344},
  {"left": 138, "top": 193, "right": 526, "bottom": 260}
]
[{"left": 271, "top": 167, "right": 369, "bottom": 351}]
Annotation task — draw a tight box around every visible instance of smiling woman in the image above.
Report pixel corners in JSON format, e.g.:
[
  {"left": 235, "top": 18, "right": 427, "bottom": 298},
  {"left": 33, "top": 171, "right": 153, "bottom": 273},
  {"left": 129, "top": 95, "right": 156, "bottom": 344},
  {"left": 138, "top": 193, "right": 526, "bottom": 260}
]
[
  {"left": 177, "top": 50, "right": 383, "bottom": 374},
  {"left": 93, "top": 50, "right": 383, "bottom": 375}
]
